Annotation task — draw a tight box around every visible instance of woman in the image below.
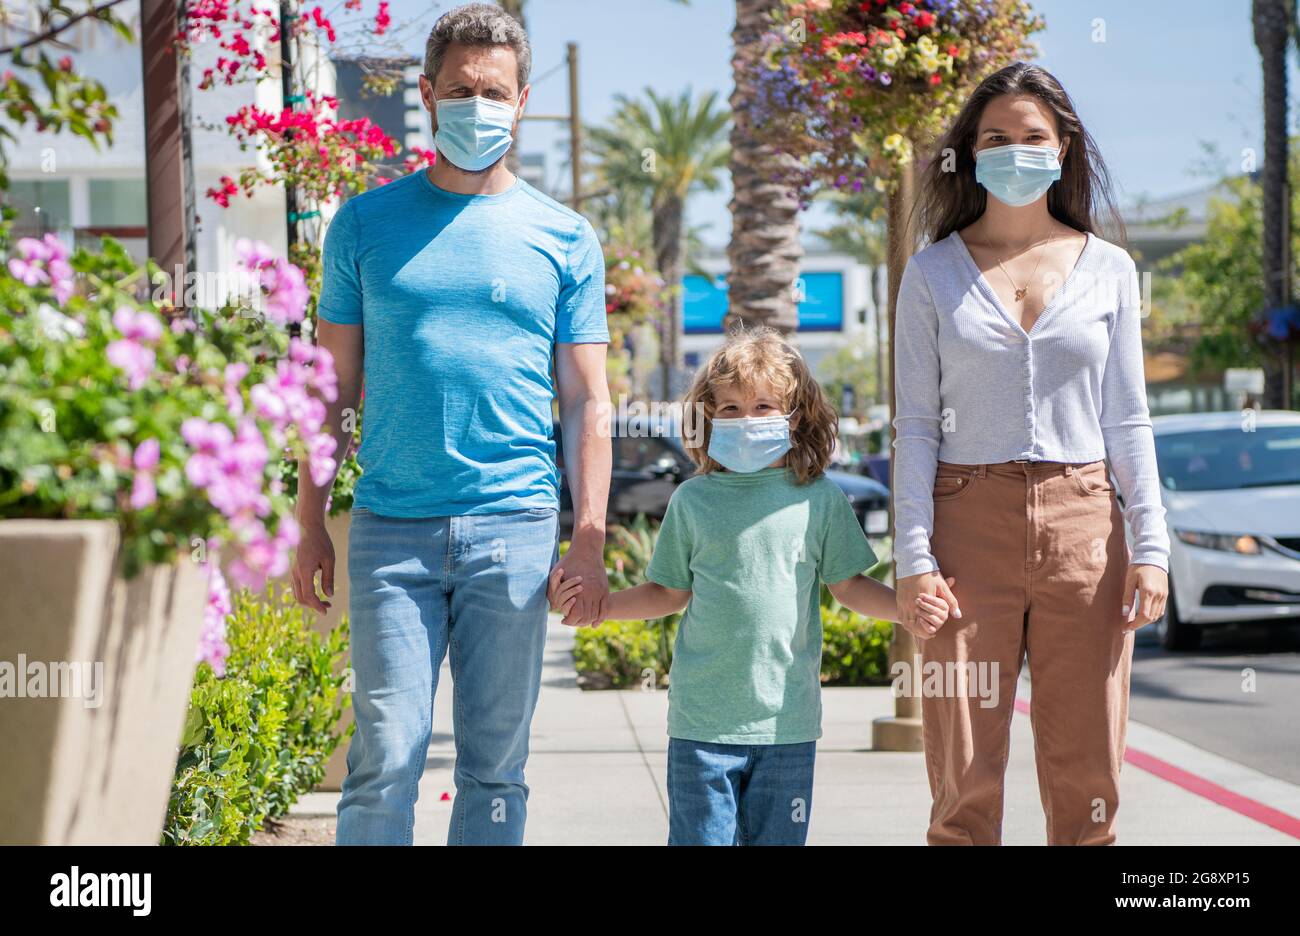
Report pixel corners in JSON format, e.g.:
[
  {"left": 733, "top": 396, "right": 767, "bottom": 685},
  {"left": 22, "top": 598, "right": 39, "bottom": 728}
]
[{"left": 892, "top": 62, "right": 1170, "bottom": 845}]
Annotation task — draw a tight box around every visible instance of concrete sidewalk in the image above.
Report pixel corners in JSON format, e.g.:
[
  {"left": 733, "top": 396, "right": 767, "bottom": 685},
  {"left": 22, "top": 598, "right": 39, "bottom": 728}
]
[{"left": 296, "top": 616, "right": 1300, "bottom": 845}]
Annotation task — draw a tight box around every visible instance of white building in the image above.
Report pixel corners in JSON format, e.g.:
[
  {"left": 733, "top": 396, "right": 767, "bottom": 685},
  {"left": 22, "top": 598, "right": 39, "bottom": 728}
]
[{"left": 2, "top": 3, "right": 334, "bottom": 301}]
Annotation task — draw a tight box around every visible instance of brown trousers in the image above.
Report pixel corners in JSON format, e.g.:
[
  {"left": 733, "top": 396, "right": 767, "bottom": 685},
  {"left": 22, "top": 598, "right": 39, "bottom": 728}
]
[{"left": 921, "top": 460, "right": 1133, "bottom": 845}]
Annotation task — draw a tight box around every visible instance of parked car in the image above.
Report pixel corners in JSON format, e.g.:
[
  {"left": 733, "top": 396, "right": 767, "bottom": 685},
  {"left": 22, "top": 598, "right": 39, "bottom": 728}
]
[
  {"left": 1149, "top": 410, "right": 1300, "bottom": 650},
  {"left": 552, "top": 418, "right": 891, "bottom": 541}
]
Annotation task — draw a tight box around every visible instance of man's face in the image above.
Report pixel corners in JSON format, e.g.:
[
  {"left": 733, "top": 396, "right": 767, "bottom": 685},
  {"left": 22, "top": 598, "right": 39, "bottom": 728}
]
[{"left": 419, "top": 43, "right": 530, "bottom": 173}]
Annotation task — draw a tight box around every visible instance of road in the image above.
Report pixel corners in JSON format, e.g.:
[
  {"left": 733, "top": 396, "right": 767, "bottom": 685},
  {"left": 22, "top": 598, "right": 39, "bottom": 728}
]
[{"left": 1129, "top": 620, "right": 1300, "bottom": 785}]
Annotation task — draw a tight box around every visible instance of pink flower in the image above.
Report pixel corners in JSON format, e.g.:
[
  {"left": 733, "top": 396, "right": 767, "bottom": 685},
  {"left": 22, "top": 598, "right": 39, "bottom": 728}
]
[
  {"left": 112, "top": 306, "right": 164, "bottom": 342},
  {"left": 106, "top": 340, "right": 156, "bottom": 391},
  {"left": 8, "top": 234, "right": 75, "bottom": 302},
  {"left": 234, "top": 238, "right": 309, "bottom": 325},
  {"left": 133, "top": 438, "right": 161, "bottom": 470},
  {"left": 130, "top": 473, "right": 157, "bottom": 510},
  {"left": 128, "top": 438, "right": 160, "bottom": 510},
  {"left": 199, "top": 562, "right": 233, "bottom": 677}
]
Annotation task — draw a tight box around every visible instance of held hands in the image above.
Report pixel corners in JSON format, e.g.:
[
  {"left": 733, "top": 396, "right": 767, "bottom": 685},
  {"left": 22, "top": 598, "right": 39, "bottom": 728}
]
[
  {"left": 895, "top": 572, "right": 962, "bottom": 640},
  {"left": 548, "top": 566, "right": 604, "bottom": 628},
  {"left": 1122, "top": 563, "right": 1168, "bottom": 631}
]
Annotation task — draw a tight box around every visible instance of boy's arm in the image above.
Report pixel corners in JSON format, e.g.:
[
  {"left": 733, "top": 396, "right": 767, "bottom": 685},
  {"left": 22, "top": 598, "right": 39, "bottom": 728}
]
[
  {"left": 606, "top": 581, "right": 691, "bottom": 622},
  {"left": 549, "top": 568, "right": 690, "bottom": 626},
  {"left": 826, "top": 574, "right": 901, "bottom": 622},
  {"left": 827, "top": 574, "right": 954, "bottom": 635}
]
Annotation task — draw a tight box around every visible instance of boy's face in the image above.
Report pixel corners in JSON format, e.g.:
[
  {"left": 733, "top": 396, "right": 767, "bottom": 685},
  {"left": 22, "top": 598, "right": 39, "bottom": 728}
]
[{"left": 713, "top": 380, "right": 800, "bottom": 431}]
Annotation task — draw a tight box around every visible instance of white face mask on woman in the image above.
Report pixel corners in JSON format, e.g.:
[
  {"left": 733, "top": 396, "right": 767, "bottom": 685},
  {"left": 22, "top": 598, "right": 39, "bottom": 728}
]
[{"left": 974, "top": 143, "right": 1062, "bottom": 207}]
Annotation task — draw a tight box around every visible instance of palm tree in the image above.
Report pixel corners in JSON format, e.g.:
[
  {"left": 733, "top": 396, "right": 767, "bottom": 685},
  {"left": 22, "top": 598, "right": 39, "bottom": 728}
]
[
  {"left": 726, "top": 0, "right": 803, "bottom": 335},
  {"left": 588, "top": 89, "right": 730, "bottom": 397},
  {"left": 1254, "top": 0, "right": 1293, "bottom": 407}
]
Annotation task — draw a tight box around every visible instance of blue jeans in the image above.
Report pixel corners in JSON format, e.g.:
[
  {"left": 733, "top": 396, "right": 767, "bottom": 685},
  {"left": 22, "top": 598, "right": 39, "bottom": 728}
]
[
  {"left": 667, "top": 738, "right": 817, "bottom": 846},
  {"left": 335, "top": 505, "right": 558, "bottom": 845}
]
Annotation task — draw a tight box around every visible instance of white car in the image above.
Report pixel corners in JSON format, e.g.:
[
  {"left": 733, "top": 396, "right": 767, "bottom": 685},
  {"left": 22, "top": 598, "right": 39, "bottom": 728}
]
[{"left": 1147, "top": 411, "right": 1300, "bottom": 650}]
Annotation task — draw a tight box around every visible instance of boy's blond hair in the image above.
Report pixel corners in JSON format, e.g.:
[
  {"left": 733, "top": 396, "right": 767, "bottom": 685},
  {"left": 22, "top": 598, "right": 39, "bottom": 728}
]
[{"left": 681, "top": 326, "right": 839, "bottom": 484}]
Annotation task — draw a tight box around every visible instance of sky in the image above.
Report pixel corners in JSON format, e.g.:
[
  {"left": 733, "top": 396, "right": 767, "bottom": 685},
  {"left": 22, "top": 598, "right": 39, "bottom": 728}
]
[{"left": 378, "top": 0, "right": 1288, "bottom": 247}]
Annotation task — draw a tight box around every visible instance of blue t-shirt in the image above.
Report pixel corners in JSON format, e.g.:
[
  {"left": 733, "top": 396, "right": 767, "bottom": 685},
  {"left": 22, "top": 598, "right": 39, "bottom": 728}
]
[{"left": 317, "top": 171, "right": 609, "bottom": 517}]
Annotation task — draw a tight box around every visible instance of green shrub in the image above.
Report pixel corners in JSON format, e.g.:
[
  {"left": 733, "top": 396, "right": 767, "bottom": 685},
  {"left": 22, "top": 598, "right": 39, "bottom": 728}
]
[
  {"left": 571, "top": 520, "right": 896, "bottom": 689},
  {"left": 820, "top": 606, "right": 893, "bottom": 686},
  {"left": 573, "top": 607, "right": 893, "bottom": 690},
  {"left": 573, "top": 617, "right": 679, "bottom": 689},
  {"left": 163, "top": 589, "right": 351, "bottom": 845}
]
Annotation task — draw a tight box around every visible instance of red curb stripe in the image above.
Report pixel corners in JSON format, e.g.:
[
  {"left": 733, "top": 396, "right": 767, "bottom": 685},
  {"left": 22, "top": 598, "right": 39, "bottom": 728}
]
[{"left": 1013, "top": 697, "right": 1300, "bottom": 840}]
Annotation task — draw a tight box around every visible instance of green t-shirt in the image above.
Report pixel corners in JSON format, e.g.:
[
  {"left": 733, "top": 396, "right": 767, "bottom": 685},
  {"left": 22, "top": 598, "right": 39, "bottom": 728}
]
[{"left": 645, "top": 467, "right": 878, "bottom": 744}]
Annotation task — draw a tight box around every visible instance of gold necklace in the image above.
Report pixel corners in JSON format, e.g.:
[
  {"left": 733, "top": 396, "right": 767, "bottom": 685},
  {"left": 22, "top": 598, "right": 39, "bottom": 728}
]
[{"left": 994, "top": 232, "right": 1054, "bottom": 302}]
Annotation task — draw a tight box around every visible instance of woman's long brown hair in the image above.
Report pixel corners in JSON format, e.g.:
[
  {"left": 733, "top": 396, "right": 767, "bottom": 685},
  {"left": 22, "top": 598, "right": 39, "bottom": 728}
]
[{"left": 911, "top": 62, "right": 1127, "bottom": 248}]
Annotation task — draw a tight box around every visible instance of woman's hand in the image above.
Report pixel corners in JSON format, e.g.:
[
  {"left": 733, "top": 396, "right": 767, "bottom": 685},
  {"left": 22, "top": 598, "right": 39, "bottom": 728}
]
[
  {"left": 895, "top": 571, "right": 961, "bottom": 640},
  {"left": 1122, "top": 563, "right": 1168, "bottom": 631}
]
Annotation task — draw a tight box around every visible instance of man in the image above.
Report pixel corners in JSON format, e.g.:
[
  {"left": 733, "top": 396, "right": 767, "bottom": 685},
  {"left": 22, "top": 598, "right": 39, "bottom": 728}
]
[{"left": 292, "top": 2, "right": 612, "bottom": 846}]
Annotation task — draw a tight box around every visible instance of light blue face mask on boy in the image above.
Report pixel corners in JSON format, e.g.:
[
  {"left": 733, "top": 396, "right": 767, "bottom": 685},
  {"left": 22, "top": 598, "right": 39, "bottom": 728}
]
[
  {"left": 974, "top": 143, "right": 1062, "bottom": 207},
  {"left": 707, "top": 412, "right": 796, "bottom": 473},
  {"left": 433, "top": 95, "right": 518, "bottom": 172}
]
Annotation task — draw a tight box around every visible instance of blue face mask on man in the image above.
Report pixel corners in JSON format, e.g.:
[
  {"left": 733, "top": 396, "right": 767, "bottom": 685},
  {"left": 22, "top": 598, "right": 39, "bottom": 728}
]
[
  {"left": 707, "top": 411, "right": 796, "bottom": 473},
  {"left": 433, "top": 95, "right": 519, "bottom": 172},
  {"left": 974, "top": 143, "right": 1062, "bottom": 207}
]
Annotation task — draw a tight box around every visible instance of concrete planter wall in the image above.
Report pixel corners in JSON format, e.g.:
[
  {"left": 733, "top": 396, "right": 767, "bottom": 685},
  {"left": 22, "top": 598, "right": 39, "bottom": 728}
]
[{"left": 0, "top": 520, "right": 209, "bottom": 844}]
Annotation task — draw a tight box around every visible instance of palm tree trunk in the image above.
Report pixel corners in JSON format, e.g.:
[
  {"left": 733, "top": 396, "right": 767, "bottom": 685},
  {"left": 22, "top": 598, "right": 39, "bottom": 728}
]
[
  {"left": 725, "top": 0, "right": 802, "bottom": 335},
  {"left": 872, "top": 157, "right": 922, "bottom": 752},
  {"left": 654, "top": 193, "right": 685, "bottom": 398},
  {"left": 1254, "top": 0, "right": 1291, "bottom": 408}
]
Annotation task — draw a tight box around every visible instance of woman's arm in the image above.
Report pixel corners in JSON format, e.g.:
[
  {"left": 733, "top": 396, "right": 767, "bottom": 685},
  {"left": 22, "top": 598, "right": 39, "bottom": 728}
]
[
  {"left": 892, "top": 256, "right": 943, "bottom": 580},
  {"left": 1101, "top": 260, "right": 1170, "bottom": 571},
  {"left": 1100, "top": 259, "right": 1170, "bottom": 627},
  {"left": 892, "top": 256, "right": 962, "bottom": 633}
]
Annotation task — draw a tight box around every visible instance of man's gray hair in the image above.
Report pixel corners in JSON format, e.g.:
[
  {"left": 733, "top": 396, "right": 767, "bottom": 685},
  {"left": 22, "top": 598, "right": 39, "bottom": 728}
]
[{"left": 424, "top": 3, "right": 532, "bottom": 92}]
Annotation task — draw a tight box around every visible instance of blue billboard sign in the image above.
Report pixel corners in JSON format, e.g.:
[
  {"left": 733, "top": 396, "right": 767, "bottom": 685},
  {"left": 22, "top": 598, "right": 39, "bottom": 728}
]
[{"left": 682, "top": 270, "right": 845, "bottom": 333}]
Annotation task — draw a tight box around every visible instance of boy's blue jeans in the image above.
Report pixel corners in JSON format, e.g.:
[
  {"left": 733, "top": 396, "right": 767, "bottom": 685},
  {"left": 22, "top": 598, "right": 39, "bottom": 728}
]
[
  {"left": 667, "top": 738, "right": 817, "bottom": 845},
  {"left": 335, "top": 505, "right": 558, "bottom": 845}
]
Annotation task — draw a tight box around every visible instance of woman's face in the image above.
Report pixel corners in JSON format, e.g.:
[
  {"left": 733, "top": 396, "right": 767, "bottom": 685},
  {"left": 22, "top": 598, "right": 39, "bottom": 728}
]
[{"left": 972, "top": 93, "right": 1069, "bottom": 163}]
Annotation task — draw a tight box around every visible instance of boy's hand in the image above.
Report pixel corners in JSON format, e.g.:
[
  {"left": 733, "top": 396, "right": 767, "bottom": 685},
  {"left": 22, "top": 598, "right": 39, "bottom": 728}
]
[
  {"left": 549, "top": 566, "right": 599, "bottom": 626},
  {"left": 908, "top": 576, "right": 958, "bottom": 638}
]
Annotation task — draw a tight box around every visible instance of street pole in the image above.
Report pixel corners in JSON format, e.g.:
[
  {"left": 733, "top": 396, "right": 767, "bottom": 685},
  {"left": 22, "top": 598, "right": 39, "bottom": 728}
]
[
  {"left": 279, "top": 0, "right": 299, "bottom": 259},
  {"left": 141, "top": 0, "right": 196, "bottom": 297},
  {"left": 567, "top": 42, "right": 581, "bottom": 209},
  {"left": 518, "top": 43, "right": 582, "bottom": 209}
]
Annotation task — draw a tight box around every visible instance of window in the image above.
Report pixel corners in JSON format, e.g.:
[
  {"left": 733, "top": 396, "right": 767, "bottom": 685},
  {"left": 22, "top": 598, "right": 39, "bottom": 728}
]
[
  {"left": 7, "top": 179, "right": 71, "bottom": 236},
  {"left": 89, "top": 178, "right": 147, "bottom": 227}
]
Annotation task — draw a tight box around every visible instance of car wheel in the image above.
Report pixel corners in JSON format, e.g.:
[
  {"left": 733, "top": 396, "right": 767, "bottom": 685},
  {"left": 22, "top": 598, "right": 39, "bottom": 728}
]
[{"left": 1155, "top": 581, "right": 1201, "bottom": 651}]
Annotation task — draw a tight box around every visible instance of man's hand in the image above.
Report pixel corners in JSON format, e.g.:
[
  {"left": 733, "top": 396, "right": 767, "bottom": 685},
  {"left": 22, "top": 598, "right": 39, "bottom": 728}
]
[
  {"left": 291, "top": 521, "right": 335, "bottom": 615},
  {"left": 551, "top": 540, "right": 608, "bottom": 626},
  {"left": 548, "top": 566, "right": 603, "bottom": 626},
  {"left": 895, "top": 571, "right": 961, "bottom": 640},
  {"left": 1122, "top": 563, "right": 1168, "bottom": 631}
]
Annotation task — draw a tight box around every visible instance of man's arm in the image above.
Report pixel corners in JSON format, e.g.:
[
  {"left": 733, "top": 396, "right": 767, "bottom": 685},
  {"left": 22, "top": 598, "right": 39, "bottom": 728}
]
[
  {"left": 291, "top": 319, "right": 364, "bottom": 614},
  {"left": 553, "top": 341, "right": 612, "bottom": 625}
]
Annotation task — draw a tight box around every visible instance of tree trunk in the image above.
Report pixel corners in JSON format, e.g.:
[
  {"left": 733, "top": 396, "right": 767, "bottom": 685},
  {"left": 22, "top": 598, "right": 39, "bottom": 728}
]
[
  {"left": 873, "top": 157, "right": 922, "bottom": 752},
  {"left": 725, "top": 0, "right": 802, "bottom": 335},
  {"left": 654, "top": 193, "right": 685, "bottom": 399},
  {"left": 1254, "top": 0, "right": 1291, "bottom": 408}
]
